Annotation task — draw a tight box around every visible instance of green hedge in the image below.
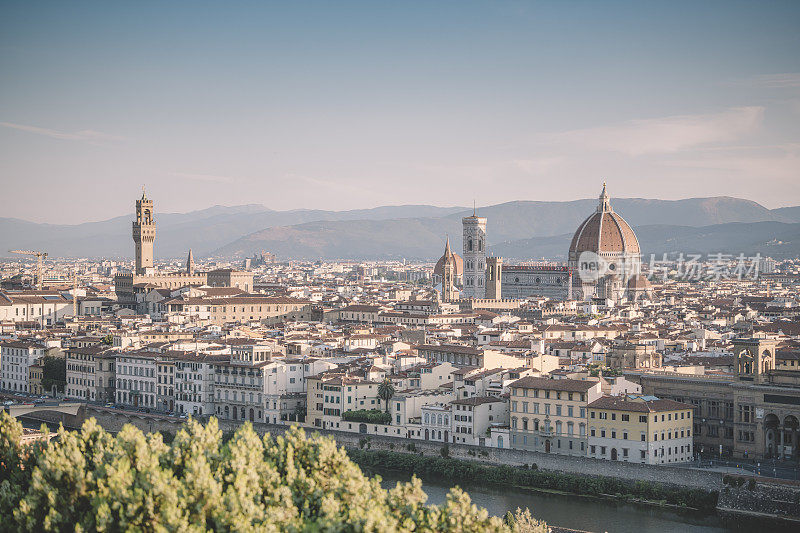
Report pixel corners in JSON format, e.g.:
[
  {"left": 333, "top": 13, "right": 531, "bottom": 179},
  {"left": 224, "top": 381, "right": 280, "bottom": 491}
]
[
  {"left": 348, "top": 449, "right": 719, "bottom": 511},
  {"left": 341, "top": 409, "right": 392, "bottom": 425}
]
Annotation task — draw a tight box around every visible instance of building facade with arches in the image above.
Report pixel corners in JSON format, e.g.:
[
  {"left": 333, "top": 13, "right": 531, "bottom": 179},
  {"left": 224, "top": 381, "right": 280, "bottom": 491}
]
[{"left": 633, "top": 336, "right": 800, "bottom": 461}]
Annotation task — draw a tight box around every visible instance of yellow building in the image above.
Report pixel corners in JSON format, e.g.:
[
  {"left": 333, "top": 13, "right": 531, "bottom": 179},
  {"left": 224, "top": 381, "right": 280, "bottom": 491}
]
[
  {"left": 28, "top": 363, "right": 44, "bottom": 395},
  {"left": 588, "top": 395, "right": 693, "bottom": 464},
  {"left": 508, "top": 377, "right": 603, "bottom": 456}
]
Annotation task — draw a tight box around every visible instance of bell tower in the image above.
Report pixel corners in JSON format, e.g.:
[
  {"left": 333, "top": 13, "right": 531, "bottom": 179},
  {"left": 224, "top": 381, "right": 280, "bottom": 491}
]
[
  {"left": 462, "top": 204, "right": 487, "bottom": 299},
  {"left": 133, "top": 188, "right": 156, "bottom": 275}
]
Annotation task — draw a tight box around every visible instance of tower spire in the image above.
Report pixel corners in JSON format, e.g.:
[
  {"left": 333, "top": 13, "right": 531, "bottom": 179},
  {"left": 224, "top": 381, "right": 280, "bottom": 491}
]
[
  {"left": 186, "top": 248, "right": 195, "bottom": 275},
  {"left": 598, "top": 181, "right": 611, "bottom": 212}
]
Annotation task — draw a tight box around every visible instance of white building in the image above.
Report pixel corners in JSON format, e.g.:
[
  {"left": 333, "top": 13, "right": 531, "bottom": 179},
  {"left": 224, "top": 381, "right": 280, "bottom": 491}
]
[
  {"left": 173, "top": 353, "right": 225, "bottom": 417},
  {"left": 115, "top": 351, "right": 159, "bottom": 409},
  {"left": 1, "top": 341, "right": 46, "bottom": 393},
  {"left": 0, "top": 292, "right": 72, "bottom": 326}
]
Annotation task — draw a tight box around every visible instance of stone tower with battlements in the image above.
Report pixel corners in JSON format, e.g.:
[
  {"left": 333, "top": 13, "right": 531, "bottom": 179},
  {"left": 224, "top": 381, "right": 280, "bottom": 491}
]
[
  {"left": 133, "top": 189, "right": 156, "bottom": 275},
  {"left": 485, "top": 256, "right": 503, "bottom": 300}
]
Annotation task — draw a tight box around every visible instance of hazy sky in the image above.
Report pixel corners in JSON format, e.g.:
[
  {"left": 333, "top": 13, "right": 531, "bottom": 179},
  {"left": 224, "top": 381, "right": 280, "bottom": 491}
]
[{"left": 2, "top": 0, "right": 799, "bottom": 224}]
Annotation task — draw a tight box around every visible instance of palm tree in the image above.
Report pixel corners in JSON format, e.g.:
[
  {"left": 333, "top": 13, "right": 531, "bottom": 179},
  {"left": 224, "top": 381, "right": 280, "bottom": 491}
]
[{"left": 377, "top": 378, "right": 395, "bottom": 414}]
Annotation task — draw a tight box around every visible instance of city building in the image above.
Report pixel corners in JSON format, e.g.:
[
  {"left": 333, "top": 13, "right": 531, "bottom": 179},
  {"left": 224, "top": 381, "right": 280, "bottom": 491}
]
[
  {"left": 588, "top": 395, "right": 693, "bottom": 464},
  {"left": 1, "top": 340, "right": 46, "bottom": 393},
  {"left": 508, "top": 376, "right": 602, "bottom": 456},
  {"left": 65, "top": 345, "right": 116, "bottom": 403}
]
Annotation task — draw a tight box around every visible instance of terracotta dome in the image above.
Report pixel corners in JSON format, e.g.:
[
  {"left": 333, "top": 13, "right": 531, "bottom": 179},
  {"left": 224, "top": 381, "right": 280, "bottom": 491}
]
[{"left": 569, "top": 184, "right": 640, "bottom": 256}]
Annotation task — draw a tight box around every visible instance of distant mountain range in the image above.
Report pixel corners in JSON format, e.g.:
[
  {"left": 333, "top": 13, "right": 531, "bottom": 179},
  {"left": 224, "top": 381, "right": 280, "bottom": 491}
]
[
  {"left": 491, "top": 221, "right": 800, "bottom": 261},
  {"left": 1, "top": 197, "right": 799, "bottom": 261}
]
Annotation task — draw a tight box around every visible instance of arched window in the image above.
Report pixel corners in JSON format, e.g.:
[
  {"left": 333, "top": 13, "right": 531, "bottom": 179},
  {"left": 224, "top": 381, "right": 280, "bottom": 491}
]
[
  {"left": 424, "top": 413, "right": 429, "bottom": 424},
  {"left": 444, "top": 415, "right": 449, "bottom": 425},
  {"left": 511, "top": 417, "right": 517, "bottom": 429},
  {"left": 478, "top": 240, "right": 482, "bottom": 251},
  {"left": 437, "top": 414, "right": 442, "bottom": 425},
  {"left": 468, "top": 239, "right": 473, "bottom": 251}
]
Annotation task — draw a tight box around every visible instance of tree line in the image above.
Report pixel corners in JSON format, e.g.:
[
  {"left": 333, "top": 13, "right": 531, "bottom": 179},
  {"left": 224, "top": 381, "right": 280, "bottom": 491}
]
[{"left": 0, "top": 412, "right": 546, "bottom": 532}]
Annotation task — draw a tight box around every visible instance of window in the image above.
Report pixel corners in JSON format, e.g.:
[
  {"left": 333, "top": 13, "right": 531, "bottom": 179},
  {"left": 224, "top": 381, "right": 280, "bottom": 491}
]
[{"left": 621, "top": 414, "right": 629, "bottom": 422}]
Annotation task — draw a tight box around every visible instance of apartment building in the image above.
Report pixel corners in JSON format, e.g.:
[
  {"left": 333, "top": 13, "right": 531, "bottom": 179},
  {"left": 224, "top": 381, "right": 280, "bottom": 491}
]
[
  {"left": 28, "top": 363, "right": 44, "bottom": 395},
  {"left": 509, "top": 376, "right": 602, "bottom": 456},
  {"left": 65, "top": 345, "right": 116, "bottom": 403},
  {"left": 173, "top": 353, "right": 228, "bottom": 417},
  {"left": 306, "top": 373, "right": 383, "bottom": 430},
  {"left": 1, "top": 341, "right": 46, "bottom": 393},
  {"left": 588, "top": 395, "right": 694, "bottom": 464},
  {"left": 156, "top": 358, "right": 176, "bottom": 412},
  {"left": 451, "top": 396, "right": 508, "bottom": 446},
  {"left": 115, "top": 351, "right": 158, "bottom": 409}
]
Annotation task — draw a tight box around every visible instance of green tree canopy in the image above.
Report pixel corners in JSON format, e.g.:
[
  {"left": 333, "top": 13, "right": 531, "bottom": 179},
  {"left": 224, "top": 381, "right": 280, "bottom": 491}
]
[
  {"left": 40, "top": 355, "right": 66, "bottom": 393},
  {"left": 0, "top": 412, "right": 546, "bottom": 532}
]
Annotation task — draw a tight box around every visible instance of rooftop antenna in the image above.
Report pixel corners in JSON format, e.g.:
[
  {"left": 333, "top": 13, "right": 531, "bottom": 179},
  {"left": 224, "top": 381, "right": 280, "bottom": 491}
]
[{"left": 473, "top": 199, "right": 476, "bottom": 216}]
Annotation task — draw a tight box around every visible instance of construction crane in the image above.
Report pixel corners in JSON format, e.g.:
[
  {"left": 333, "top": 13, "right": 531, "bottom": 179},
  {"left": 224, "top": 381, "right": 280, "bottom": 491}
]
[{"left": 8, "top": 250, "right": 48, "bottom": 290}]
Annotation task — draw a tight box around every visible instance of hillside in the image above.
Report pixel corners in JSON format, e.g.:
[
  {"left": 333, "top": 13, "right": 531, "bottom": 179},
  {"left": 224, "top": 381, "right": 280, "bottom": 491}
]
[
  {"left": 2, "top": 197, "right": 797, "bottom": 260},
  {"left": 490, "top": 221, "right": 800, "bottom": 261}
]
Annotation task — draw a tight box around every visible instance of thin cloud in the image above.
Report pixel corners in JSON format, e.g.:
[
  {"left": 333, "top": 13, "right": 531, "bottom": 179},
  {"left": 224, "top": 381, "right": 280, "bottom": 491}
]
[
  {"left": 169, "top": 172, "right": 238, "bottom": 184},
  {"left": 743, "top": 73, "right": 800, "bottom": 89},
  {"left": 661, "top": 144, "right": 800, "bottom": 180},
  {"left": 547, "top": 107, "right": 764, "bottom": 156},
  {"left": 0, "top": 121, "right": 123, "bottom": 142}
]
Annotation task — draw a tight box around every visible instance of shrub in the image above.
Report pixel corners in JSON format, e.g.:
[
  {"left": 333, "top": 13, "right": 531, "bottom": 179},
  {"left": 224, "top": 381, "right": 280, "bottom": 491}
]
[
  {"left": 0, "top": 412, "right": 535, "bottom": 532},
  {"left": 341, "top": 409, "right": 392, "bottom": 425}
]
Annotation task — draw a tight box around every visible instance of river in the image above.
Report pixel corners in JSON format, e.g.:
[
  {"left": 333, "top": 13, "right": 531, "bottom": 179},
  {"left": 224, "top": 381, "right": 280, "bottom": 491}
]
[{"left": 372, "top": 469, "right": 766, "bottom": 533}]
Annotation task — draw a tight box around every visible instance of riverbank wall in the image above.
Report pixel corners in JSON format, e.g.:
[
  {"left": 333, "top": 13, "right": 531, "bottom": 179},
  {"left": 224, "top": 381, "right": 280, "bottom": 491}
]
[
  {"left": 717, "top": 477, "right": 800, "bottom": 524},
  {"left": 73, "top": 407, "right": 722, "bottom": 490}
]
